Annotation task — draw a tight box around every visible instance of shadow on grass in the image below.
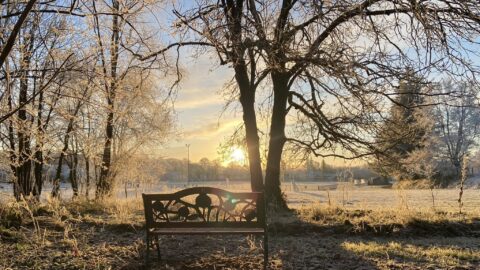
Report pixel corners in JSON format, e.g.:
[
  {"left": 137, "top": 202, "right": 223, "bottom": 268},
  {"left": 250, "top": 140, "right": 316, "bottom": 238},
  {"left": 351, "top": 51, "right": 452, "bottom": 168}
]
[
  {"left": 341, "top": 237, "right": 480, "bottom": 269},
  {"left": 266, "top": 210, "right": 480, "bottom": 270},
  {"left": 138, "top": 211, "right": 379, "bottom": 270},
  {"left": 2, "top": 203, "right": 480, "bottom": 270},
  {"left": 270, "top": 210, "right": 480, "bottom": 237},
  {"left": 77, "top": 209, "right": 480, "bottom": 269}
]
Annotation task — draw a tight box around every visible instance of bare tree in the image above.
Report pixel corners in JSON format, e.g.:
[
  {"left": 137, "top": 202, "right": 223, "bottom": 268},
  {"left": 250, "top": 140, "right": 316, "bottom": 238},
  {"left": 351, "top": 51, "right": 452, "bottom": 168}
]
[
  {"left": 51, "top": 81, "right": 90, "bottom": 197},
  {"left": 165, "top": 0, "right": 480, "bottom": 209},
  {"left": 158, "top": 1, "right": 267, "bottom": 192},
  {"left": 1, "top": 0, "right": 173, "bottom": 200},
  {"left": 0, "top": 8, "right": 77, "bottom": 199},
  {"left": 434, "top": 80, "right": 480, "bottom": 175},
  {"left": 85, "top": 0, "right": 165, "bottom": 198},
  {"left": 0, "top": 0, "right": 83, "bottom": 120}
]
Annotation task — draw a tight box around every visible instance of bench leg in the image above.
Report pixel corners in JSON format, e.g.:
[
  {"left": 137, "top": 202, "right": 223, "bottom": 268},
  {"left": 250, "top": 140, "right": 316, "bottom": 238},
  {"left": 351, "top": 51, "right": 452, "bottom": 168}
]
[
  {"left": 264, "top": 232, "right": 269, "bottom": 270},
  {"left": 155, "top": 235, "right": 161, "bottom": 261},
  {"left": 145, "top": 233, "right": 150, "bottom": 266}
]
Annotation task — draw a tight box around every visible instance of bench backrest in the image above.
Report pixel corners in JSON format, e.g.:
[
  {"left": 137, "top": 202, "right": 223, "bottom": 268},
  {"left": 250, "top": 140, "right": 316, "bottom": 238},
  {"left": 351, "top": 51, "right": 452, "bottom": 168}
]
[{"left": 142, "top": 187, "right": 265, "bottom": 229}]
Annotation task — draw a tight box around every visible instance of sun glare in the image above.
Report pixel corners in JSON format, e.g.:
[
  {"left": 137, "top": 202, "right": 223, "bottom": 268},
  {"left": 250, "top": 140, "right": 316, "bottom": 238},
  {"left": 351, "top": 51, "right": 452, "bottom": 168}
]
[
  {"left": 229, "top": 147, "right": 246, "bottom": 165},
  {"left": 222, "top": 147, "right": 246, "bottom": 166}
]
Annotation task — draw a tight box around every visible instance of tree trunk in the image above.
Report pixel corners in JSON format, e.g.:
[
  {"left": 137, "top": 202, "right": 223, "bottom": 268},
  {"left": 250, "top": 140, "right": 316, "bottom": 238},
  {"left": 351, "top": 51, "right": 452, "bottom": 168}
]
[
  {"left": 97, "top": 106, "right": 114, "bottom": 197},
  {"left": 264, "top": 71, "right": 289, "bottom": 209},
  {"left": 15, "top": 64, "right": 33, "bottom": 199},
  {"left": 69, "top": 146, "right": 79, "bottom": 198},
  {"left": 97, "top": 0, "right": 119, "bottom": 198},
  {"left": 235, "top": 65, "right": 264, "bottom": 192},
  {"left": 33, "top": 150, "right": 43, "bottom": 197},
  {"left": 7, "top": 81, "right": 19, "bottom": 198},
  {"left": 0, "top": 0, "right": 37, "bottom": 68},
  {"left": 32, "top": 89, "right": 44, "bottom": 198},
  {"left": 52, "top": 146, "right": 66, "bottom": 197},
  {"left": 85, "top": 156, "right": 90, "bottom": 199},
  {"left": 52, "top": 116, "right": 76, "bottom": 197}
]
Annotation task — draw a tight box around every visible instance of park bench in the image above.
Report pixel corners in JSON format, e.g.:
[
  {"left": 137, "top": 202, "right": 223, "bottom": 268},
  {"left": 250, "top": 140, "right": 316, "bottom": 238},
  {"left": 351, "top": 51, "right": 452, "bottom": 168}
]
[{"left": 142, "top": 187, "right": 268, "bottom": 269}]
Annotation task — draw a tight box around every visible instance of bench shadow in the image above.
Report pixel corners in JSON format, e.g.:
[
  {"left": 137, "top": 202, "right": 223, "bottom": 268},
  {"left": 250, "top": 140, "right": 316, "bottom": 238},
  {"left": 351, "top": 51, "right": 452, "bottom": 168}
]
[
  {"left": 137, "top": 211, "right": 380, "bottom": 270},
  {"left": 136, "top": 213, "right": 480, "bottom": 269}
]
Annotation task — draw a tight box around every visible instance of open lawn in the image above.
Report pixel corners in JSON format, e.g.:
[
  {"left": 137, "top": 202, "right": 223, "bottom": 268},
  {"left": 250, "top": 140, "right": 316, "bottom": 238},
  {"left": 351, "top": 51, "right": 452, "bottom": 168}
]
[{"left": 1, "top": 185, "right": 480, "bottom": 269}]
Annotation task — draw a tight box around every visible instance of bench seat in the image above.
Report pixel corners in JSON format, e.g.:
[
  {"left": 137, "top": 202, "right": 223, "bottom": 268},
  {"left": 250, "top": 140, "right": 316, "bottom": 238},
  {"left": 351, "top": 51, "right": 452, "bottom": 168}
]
[{"left": 149, "top": 227, "right": 265, "bottom": 235}]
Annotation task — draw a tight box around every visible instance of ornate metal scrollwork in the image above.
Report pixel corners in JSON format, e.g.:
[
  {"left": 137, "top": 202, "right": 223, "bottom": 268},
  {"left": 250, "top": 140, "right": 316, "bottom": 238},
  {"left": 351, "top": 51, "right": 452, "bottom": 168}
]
[{"left": 149, "top": 188, "right": 259, "bottom": 224}]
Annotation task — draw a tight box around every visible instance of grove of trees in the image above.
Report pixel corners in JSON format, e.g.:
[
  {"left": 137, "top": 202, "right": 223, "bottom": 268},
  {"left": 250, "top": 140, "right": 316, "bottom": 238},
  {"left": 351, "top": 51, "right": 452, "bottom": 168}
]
[
  {"left": 0, "top": 1, "right": 173, "bottom": 200},
  {"left": 1, "top": 1, "right": 480, "bottom": 211}
]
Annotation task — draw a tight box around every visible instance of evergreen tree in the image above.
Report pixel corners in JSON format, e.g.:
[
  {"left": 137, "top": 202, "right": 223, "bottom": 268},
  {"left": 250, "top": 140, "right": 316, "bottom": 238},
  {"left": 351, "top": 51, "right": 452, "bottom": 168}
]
[{"left": 374, "top": 73, "right": 432, "bottom": 180}]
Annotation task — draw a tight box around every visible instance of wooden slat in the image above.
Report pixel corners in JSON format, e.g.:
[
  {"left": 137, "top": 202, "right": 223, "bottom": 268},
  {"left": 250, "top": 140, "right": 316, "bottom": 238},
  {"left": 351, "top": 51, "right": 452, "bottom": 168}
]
[{"left": 149, "top": 227, "right": 265, "bottom": 235}]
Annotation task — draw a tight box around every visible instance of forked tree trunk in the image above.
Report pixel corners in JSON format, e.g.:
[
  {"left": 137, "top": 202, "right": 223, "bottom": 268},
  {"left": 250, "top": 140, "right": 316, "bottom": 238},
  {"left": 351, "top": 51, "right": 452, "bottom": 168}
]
[{"left": 221, "top": 0, "right": 264, "bottom": 193}]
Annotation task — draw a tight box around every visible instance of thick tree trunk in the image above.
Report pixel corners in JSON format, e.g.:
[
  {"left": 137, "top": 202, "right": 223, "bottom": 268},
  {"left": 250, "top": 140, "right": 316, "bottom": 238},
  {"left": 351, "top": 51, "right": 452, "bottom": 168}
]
[
  {"left": 265, "top": 72, "right": 289, "bottom": 209},
  {"left": 33, "top": 150, "right": 43, "bottom": 197},
  {"left": 15, "top": 67, "right": 33, "bottom": 199},
  {"left": 97, "top": 108, "right": 114, "bottom": 197},
  {"left": 235, "top": 65, "right": 263, "bottom": 192}
]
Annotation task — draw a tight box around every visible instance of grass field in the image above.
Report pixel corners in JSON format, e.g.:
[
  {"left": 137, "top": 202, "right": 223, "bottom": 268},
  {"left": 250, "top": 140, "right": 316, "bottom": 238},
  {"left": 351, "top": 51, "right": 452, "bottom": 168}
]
[{"left": 1, "top": 185, "right": 479, "bottom": 269}]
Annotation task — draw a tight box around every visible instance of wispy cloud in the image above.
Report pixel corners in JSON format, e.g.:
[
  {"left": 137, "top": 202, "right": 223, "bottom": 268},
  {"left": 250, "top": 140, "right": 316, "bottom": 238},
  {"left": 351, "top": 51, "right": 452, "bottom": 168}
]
[
  {"left": 175, "top": 94, "right": 224, "bottom": 110},
  {"left": 183, "top": 119, "right": 241, "bottom": 139},
  {"left": 161, "top": 52, "right": 239, "bottom": 160}
]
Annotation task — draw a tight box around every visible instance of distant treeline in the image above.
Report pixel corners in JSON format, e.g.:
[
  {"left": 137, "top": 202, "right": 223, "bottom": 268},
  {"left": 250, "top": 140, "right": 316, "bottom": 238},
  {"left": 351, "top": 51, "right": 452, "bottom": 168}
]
[{"left": 150, "top": 158, "right": 378, "bottom": 183}]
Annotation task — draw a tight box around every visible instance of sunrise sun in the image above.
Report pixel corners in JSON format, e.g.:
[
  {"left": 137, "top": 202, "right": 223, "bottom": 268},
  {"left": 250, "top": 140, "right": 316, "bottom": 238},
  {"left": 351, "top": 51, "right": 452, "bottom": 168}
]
[
  {"left": 231, "top": 147, "right": 246, "bottom": 163},
  {"left": 222, "top": 147, "right": 246, "bottom": 166}
]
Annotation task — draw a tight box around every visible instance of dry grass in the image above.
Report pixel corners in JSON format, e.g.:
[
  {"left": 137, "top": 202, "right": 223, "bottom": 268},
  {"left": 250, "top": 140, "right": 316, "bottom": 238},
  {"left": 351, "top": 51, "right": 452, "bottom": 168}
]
[
  {"left": 1, "top": 187, "right": 480, "bottom": 269},
  {"left": 342, "top": 239, "right": 480, "bottom": 268}
]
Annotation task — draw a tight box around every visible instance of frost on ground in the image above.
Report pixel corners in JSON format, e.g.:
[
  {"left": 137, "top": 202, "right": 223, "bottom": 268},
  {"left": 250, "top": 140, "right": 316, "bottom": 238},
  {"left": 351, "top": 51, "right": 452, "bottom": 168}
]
[{"left": 1, "top": 186, "right": 480, "bottom": 270}]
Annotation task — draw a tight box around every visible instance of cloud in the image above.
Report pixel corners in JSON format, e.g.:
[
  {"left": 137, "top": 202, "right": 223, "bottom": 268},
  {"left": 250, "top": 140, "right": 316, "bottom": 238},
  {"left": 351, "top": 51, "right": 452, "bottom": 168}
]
[
  {"left": 175, "top": 94, "right": 224, "bottom": 110},
  {"left": 160, "top": 50, "right": 240, "bottom": 160},
  {"left": 183, "top": 119, "right": 241, "bottom": 139}
]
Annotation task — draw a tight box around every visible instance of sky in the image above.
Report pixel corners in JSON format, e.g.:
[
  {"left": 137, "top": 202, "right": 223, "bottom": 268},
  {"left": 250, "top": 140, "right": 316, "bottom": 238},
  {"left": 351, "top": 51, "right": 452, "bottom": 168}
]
[
  {"left": 144, "top": 3, "right": 246, "bottom": 163},
  {"left": 150, "top": 1, "right": 480, "bottom": 166},
  {"left": 156, "top": 53, "right": 361, "bottom": 167},
  {"left": 159, "top": 53, "right": 241, "bottom": 162}
]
